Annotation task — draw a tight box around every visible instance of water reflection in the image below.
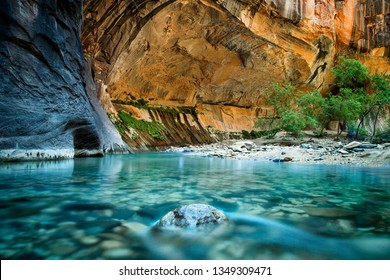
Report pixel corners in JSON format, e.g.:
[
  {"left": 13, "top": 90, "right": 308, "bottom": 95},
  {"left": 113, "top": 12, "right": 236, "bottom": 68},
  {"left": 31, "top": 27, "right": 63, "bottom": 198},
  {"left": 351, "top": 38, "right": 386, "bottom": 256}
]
[{"left": 0, "top": 153, "right": 389, "bottom": 259}]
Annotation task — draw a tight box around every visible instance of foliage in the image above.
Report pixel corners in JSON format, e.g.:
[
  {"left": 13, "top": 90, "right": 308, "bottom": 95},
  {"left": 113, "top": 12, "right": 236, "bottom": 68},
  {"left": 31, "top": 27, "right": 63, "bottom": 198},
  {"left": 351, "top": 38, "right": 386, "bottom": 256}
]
[
  {"left": 327, "top": 89, "right": 367, "bottom": 134},
  {"left": 279, "top": 110, "right": 306, "bottom": 137},
  {"left": 255, "top": 82, "right": 302, "bottom": 137},
  {"left": 118, "top": 111, "right": 166, "bottom": 140},
  {"left": 256, "top": 58, "right": 390, "bottom": 139},
  {"left": 329, "top": 57, "right": 389, "bottom": 139},
  {"left": 297, "top": 90, "right": 330, "bottom": 136},
  {"left": 331, "top": 56, "right": 370, "bottom": 89},
  {"left": 256, "top": 83, "right": 327, "bottom": 137},
  {"left": 367, "top": 73, "right": 390, "bottom": 138}
]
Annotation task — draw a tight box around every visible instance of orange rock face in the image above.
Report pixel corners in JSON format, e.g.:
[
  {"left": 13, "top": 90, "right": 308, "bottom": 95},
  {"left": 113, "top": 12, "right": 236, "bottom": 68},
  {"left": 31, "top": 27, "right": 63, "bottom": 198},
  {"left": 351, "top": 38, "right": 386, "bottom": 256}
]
[{"left": 82, "top": 0, "right": 390, "bottom": 148}]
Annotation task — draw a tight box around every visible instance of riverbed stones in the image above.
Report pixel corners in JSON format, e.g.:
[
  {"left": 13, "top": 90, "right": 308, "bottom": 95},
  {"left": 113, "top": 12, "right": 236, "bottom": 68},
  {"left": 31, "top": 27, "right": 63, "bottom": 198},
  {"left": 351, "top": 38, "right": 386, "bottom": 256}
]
[
  {"left": 302, "top": 207, "right": 358, "bottom": 218},
  {"left": 360, "top": 143, "right": 377, "bottom": 149},
  {"left": 344, "top": 141, "right": 362, "bottom": 149},
  {"left": 338, "top": 149, "right": 349, "bottom": 154},
  {"left": 282, "top": 207, "right": 306, "bottom": 214},
  {"left": 157, "top": 204, "right": 228, "bottom": 230}
]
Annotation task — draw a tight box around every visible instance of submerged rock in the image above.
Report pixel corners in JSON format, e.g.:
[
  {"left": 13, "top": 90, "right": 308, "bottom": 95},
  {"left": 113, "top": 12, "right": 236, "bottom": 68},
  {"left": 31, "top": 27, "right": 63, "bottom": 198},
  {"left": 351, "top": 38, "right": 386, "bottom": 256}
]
[
  {"left": 157, "top": 204, "right": 228, "bottom": 230},
  {"left": 302, "top": 207, "right": 358, "bottom": 218}
]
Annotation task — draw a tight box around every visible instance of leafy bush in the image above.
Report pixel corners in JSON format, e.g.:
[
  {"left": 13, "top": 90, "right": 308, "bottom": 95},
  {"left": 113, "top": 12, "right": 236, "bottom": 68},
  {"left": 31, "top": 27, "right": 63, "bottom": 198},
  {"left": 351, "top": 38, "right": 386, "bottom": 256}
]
[
  {"left": 256, "top": 82, "right": 324, "bottom": 137},
  {"left": 280, "top": 110, "right": 306, "bottom": 137}
]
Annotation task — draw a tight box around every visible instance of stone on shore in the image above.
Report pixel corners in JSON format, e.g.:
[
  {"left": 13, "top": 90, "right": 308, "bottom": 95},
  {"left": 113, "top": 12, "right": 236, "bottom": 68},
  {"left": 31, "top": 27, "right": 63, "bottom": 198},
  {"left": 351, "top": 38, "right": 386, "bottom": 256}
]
[{"left": 344, "top": 141, "right": 362, "bottom": 149}]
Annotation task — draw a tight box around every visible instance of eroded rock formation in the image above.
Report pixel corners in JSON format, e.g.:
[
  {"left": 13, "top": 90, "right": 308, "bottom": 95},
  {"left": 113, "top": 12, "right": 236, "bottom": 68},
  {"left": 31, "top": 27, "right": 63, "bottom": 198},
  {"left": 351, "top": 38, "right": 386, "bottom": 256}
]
[
  {"left": 0, "top": 0, "right": 127, "bottom": 160},
  {"left": 82, "top": 0, "right": 390, "bottom": 149},
  {"left": 1, "top": 1, "right": 389, "bottom": 156}
]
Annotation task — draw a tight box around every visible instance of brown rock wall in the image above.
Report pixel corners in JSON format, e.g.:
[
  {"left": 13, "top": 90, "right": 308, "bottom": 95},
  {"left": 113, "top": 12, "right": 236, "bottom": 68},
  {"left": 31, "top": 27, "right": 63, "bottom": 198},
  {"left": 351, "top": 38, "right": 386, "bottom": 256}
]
[{"left": 82, "top": 0, "right": 390, "bottom": 149}]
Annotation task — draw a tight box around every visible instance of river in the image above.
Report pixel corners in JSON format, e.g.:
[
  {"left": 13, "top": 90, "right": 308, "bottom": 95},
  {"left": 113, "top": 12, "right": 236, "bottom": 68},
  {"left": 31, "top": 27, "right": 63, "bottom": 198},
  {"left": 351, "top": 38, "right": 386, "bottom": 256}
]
[{"left": 0, "top": 153, "right": 389, "bottom": 259}]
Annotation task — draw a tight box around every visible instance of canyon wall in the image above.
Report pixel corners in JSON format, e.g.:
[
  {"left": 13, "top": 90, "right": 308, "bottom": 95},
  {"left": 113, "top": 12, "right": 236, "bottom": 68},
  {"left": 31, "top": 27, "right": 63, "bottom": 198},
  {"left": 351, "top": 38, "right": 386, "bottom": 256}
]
[
  {"left": 82, "top": 0, "right": 390, "bottom": 149},
  {"left": 1, "top": 0, "right": 389, "bottom": 157},
  {"left": 0, "top": 0, "right": 127, "bottom": 160}
]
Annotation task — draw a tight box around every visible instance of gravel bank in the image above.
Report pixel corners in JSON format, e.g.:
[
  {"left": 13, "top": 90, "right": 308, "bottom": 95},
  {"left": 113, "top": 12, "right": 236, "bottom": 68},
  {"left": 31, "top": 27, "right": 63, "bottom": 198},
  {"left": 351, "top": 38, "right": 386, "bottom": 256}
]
[{"left": 167, "top": 134, "right": 390, "bottom": 167}]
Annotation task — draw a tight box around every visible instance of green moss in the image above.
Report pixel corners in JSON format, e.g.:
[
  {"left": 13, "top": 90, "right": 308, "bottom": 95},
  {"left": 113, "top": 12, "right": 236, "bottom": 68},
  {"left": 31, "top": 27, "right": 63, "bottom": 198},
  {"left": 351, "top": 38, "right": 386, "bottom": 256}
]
[{"left": 118, "top": 111, "right": 166, "bottom": 140}]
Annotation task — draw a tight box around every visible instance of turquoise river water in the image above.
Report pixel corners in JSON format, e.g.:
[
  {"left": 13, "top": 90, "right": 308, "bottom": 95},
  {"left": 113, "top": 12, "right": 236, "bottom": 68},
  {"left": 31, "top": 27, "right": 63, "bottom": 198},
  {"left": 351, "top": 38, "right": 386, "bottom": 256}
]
[{"left": 0, "top": 152, "right": 389, "bottom": 259}]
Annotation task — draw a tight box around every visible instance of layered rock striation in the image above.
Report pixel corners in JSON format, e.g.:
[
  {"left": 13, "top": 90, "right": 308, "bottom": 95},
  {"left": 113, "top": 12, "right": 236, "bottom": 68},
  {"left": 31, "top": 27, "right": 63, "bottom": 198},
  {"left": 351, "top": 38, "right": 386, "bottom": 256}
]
[
  {"left": 1, "top": 1, "right": 389, "bottom": 156},
  {"left": 82, "top": 0, "right": 390, "bottom": 149},
  {"left": 0, "top": 0, "right": 127, "bottom": 161}
]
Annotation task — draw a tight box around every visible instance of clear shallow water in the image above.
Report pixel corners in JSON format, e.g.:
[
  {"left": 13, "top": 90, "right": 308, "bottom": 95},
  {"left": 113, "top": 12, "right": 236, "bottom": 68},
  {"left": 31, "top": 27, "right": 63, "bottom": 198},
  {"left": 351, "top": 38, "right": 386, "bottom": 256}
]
[{"left": 0, "top": 152, "right": 389, "bottom": 260}]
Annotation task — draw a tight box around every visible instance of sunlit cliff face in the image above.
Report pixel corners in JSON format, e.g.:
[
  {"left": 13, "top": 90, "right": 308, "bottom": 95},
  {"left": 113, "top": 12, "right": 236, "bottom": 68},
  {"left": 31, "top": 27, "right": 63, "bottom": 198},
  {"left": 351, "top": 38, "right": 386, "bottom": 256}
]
[
  {"left": 1, "top": 1, "right": 388, "bottom": 157},
  {"left": 70, "top": 0, "right": 390, "bottom": 148}
]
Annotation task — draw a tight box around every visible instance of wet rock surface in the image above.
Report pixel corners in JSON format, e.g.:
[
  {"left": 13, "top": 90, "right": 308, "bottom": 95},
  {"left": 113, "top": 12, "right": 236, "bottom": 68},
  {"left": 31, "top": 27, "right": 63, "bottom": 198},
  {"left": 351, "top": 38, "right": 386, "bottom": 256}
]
[{"left": 157, "top": 204, "right": 228, "bottom": 230}]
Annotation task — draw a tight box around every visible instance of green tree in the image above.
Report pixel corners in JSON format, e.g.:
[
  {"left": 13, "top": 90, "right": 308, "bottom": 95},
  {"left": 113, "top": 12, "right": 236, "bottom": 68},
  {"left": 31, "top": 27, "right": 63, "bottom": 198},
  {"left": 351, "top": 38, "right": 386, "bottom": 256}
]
[
  {"left": 330, "top": 57, "right": 372, "bottom": 137},
  {"left": 368, "top": 73, "right": 390, "bottom": 138},
  {"left": 297, "top": 90, "right": 331, "bottom": 136},
  {"left": 256, "top": 58, "right": 389, "bottom": 140},
  {"left": 331, "top": 56, "right": 370, "bottom": 89},
  {"left": 256, "top": 82, "right": 305, "bottom": 136},
  {"left": 257, "top": 83, "right": 336, "bottom": 137}
]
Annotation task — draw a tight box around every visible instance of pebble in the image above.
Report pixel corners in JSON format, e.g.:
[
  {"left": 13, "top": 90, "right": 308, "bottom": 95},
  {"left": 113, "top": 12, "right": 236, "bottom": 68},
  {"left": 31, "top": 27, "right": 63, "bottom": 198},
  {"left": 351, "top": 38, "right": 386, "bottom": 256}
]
[
  {"left": 328, "top": 199, "right": 343, "bottom": 204},
  {"left": 50, "top": 241, "right": 77, "bottom": 256},
  {"left": 282, "top": 207, "right": 306, "bottom": 214},
  {"left": 344, "top": 141, "right": 361, "bottom": 149},
  {"left": 58, "top": 221, "right": 77, "bottom": 228},
  {"left": 302, "top": 207, "right": 358, "bottom": 218},
  {"left": 338, "top": 149, "right": 349, "bottom": 154},
  {"left": 122, "top": 222, "right": 148, "bottom": 232},
  {"left": 100, "top": 240, "right": 123, "bottom": 250},
  {"left": 79, "top": 236, "right": 100, "bottom": 245},
  {"left": 103, "top": 248, "right": 133, "bottom": 259},
  {"left": 360, "top": 143, "right": 377, "bottom": 149},
  {"left": 300, "top": 144, "right": 312, "bottom": 149}
]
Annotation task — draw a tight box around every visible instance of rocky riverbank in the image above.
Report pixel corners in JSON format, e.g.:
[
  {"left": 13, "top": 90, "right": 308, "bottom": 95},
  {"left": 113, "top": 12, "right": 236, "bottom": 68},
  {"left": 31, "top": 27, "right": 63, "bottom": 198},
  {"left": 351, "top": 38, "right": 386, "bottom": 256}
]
[{"left": 167, "top": 133, "right": 390, "bottom": 167}]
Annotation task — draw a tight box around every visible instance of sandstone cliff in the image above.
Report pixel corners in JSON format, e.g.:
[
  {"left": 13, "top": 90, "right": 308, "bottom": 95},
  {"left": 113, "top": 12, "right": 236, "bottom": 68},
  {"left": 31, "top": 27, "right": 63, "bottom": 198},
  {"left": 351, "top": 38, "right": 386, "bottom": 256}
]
[
  {"left": 1, "top": 1, "right": 389, "bottom": 157},
  {"left": 0, "top": 0, "right": 128, "bottom": 161},
  {"left": 82, "top": 0, "right": 390, "bottom": 149}
]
